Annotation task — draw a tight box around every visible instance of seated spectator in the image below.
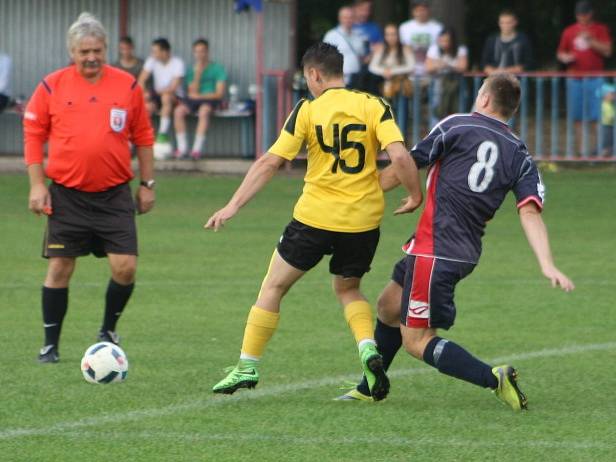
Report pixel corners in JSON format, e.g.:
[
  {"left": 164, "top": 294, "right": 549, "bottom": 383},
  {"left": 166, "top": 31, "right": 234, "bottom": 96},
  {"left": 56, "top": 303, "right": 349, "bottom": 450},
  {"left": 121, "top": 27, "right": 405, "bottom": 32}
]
[
  {"left": 173, "top": 38, "right": 227, "bottom": 160},
  {"left": 138, "top": 37, "right": 185, "bottom": 144},
  {"left": 399, "top": 0, "right": 443, "bottom": 77},
  {"left": 369, "top": 24, "right": 414, "bottom": 99},
  {"left": 426, "top": 27, "right": 468, "bottom": 118},
  {"left": 557, "top": 0, "right": 612, "bottom": 156},
  {"left": 600, "top": 84, "right": 615, "bottom": 155},
  {"left": 113, "top": 36, "right": 144, "bottom": 80},
  {"left": 323, "top": 6, "right": 365, "bottom": 87},
  {"left": 481, "top": 10, "right": 533, "bottom": 75},
  {"left": 0, "top": 50, "right": 11, "bottom": 113}
]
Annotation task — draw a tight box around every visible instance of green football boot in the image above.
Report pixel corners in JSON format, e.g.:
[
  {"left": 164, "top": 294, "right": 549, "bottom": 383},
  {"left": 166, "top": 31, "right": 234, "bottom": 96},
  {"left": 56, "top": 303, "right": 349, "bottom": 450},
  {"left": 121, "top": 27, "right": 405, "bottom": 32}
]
[
  {"left": 359, "top": 343, "right": 390, "bottom": 401},
  {"left": 334, "top": 387, "right": 373, "bottom": 402},
  {"left": 212, "top": 359, "right": 259, "bottom": 394},
  {"left": 492, "top": 365, "right": 528, "bottom": 411}
]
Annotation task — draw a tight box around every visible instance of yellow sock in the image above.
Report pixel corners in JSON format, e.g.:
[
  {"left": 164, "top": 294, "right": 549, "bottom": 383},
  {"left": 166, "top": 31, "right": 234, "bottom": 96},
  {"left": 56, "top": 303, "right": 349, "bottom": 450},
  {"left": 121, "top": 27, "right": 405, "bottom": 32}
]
[
  {"left": 240, "top": 305, "right": 280, "bottom": 359},
  {"left": 344, "top": 300, "right": 375, "bottom": 344}
]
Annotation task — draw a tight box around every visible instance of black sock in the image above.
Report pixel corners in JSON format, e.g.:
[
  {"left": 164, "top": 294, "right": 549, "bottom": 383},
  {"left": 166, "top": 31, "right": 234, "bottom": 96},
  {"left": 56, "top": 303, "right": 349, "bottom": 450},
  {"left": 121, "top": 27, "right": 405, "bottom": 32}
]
[
  {"left": 102, "top": 279, "right": 134, "bottom": 332},
  {"left": 357, "top": 319, "right": 402, "bottom": 395},
  {"left": 423, "top": 337, "right": 498, "bottom": 389},
  {"left": 42, "top": 286, "right": 68, "bottom": 348}
]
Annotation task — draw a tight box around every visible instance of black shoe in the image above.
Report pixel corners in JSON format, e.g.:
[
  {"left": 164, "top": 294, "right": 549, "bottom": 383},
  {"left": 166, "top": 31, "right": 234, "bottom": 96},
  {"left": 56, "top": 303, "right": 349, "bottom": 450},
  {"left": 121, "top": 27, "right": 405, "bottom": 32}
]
[
  {"left": 38, "top": 344, "right": 59, "bottom": 363},
  {"left": 97, "top": 330, "right": 120, "bottom": 345}
]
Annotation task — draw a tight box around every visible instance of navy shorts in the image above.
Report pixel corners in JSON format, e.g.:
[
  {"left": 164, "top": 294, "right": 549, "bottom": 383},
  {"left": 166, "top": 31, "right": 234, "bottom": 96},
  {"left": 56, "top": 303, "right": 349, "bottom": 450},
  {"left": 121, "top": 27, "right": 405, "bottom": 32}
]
[
  {"left": 391, "top": 257, "right": 406, "bottom": 286},
  {"left": 400, "top": 255, "right": 475, "bottom": 330},
  {"left": 277, "top": 219, "right": 380, "bottom": 278},
  {"left": 180, "top": 98, "right": 221, "bottom": 114}
]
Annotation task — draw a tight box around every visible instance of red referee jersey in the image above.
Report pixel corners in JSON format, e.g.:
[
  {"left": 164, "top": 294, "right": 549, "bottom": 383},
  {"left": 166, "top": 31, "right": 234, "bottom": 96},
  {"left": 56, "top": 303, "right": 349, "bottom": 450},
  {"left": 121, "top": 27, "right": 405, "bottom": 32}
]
[{"left": 23, "top": 64, "right": 154, "bottom": 192}]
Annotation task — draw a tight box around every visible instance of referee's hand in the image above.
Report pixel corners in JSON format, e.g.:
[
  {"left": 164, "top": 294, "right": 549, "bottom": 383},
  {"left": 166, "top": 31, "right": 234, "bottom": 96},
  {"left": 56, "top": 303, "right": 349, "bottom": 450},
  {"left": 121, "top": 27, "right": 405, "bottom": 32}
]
[
  {"left": 29, "top": 183, "right": 51, "bottom": 216},
  {"left": 136, "top": 186, "right": 155, "bottom": 214}
]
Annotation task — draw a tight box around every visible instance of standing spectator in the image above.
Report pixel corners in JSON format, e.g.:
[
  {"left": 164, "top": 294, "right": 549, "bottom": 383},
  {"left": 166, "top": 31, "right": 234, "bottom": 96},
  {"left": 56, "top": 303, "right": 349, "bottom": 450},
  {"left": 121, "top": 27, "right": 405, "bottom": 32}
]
[
  {"left": 353, "top": 0, "right": 383, "bottom": 94},
  {"left": 557, "top": 0, "right": 612, "bottom": 155},
  {"left": 113, "top": 36, "right": 144, "bottom": 80},
  {"left": 173, "top": 38, "right": 227, "bottom": 160},
  {"left": 399, "top": 0, "right": 443, "bottom": 77},
  {"left": 369, "top": 24, "right": 415, "bottom": 99},
  {"left": 138, "top": 38, "right": 185, "bottom": 144},
  {"left": 353, "top": 0, "right": 383, "bottom": 46},
  {"left": 22, "top": 12, "right": 155, "bottom": 363},
  {"left": 0, "top": 50, "right": 11, "bottom": 113},
  {"left": 600, "top": 83, "right": 615, "bottom": 155},
  {"left": 426, "top": 27, "right": 468, "bottom": 118},
  {"left": 323, "top": 6, "right": 365, "bottom": 87},
  {"left": 481, "top": 10, "right": 533, "bottom": 75}
]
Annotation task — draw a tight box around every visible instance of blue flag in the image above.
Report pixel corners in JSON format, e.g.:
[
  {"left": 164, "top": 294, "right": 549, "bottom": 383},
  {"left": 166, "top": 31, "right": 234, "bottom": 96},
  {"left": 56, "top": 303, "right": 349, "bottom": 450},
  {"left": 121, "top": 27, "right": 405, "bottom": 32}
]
[{"left": 234, "top": 0, "right": 262, "bottom": 12}]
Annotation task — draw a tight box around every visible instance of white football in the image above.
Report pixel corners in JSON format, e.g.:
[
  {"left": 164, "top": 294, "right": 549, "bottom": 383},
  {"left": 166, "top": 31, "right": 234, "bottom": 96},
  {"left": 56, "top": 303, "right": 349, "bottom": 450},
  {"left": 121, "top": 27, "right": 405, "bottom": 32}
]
[
  {"left": 81, "top": 342, "right": 128, "bottom": 384},
  {"left": 153, "top": 141, "right": 173, "bottom": 160}
]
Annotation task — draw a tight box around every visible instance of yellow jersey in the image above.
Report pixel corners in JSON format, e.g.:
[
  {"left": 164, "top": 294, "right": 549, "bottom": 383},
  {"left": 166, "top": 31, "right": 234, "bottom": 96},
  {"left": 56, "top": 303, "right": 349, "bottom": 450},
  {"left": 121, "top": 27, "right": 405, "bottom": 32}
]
[{"left": 268, "top": 88, "right": 403, "bottom": 232}]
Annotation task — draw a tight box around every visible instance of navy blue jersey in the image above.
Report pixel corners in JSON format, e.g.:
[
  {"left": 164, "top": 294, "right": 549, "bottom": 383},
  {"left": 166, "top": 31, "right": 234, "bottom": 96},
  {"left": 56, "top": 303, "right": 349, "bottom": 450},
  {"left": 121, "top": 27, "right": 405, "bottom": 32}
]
[{"left": 404, "top": 112, "right": 544, "bottom": 264}]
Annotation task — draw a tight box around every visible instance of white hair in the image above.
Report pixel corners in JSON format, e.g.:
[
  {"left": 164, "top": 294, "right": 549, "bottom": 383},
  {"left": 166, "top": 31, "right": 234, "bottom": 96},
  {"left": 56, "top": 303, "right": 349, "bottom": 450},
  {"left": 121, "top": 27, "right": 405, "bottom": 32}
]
[{"left": 67, "top": 12, "right": 107, "bottom": 52}]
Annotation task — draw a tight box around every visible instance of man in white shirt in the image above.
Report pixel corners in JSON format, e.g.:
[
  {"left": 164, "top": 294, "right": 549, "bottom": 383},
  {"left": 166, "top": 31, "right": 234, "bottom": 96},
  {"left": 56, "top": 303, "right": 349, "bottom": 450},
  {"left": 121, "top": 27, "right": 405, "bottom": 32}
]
[
  {"left": 323, "top": 6, "right": 366, "bottom": 87},
  {"left": 0, "top": 51, "right": 12, "bottom": 113},
  {"left": 138, "top": 37, "right": 185, "bottom": 143},
  {"left": 399, "top": 0, "right": 443, "bottom": 77}
]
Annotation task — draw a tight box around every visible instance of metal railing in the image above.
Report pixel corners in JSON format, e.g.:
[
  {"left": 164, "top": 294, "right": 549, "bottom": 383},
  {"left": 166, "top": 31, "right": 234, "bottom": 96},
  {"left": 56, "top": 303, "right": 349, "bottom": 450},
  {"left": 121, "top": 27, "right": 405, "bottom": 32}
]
[{"left": 287, "top": 71, "right": 616, "bottom": 162}]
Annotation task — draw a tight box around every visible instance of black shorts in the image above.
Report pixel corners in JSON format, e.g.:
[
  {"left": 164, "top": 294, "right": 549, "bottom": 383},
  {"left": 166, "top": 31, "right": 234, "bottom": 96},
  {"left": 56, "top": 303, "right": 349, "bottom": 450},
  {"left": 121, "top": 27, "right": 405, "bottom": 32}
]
[
  {"left": 43, "top": 182, "right": 138, "bottom": 259},
  {"left": 276, "top": 219, "right": 380, "bottom": 278},
  {"left": 400, "top": 255, "right": 475, "bottom": 330},
  {"left": 181, "top": 98, "right": 221, "bottom": 114}
]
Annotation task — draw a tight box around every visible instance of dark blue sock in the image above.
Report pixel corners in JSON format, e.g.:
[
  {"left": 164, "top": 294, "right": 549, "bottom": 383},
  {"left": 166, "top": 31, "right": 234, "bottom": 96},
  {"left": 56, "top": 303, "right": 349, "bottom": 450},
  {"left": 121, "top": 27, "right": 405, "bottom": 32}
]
[
  {"left": 423, "top": 337, "right": 498, "bottom": 389},
  {"left": 357, "top": 319, "right": 402, "bottom": 395}
]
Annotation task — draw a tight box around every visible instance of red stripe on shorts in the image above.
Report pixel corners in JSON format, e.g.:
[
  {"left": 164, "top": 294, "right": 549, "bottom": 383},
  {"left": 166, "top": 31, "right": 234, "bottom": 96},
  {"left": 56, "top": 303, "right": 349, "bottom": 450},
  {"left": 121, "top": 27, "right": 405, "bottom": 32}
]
[{"left": 406, "top": 256, "right": 436, "bottom": 328}]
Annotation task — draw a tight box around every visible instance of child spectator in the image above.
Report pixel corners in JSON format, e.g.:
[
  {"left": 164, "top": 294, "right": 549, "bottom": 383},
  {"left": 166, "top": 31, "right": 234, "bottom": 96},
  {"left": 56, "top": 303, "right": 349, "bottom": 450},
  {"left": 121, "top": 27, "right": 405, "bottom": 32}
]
[
  {"left": 600, "top": 84, "right": 615, "bottom": 155},
  {"left": 369, "top": 24, "right": 414, "bottom": 99},
  {"left": 173, "top": 38, "right": 227, "bottom": 159},
  {"left": 426, "top": 27, "right": 468, "bottom": 119}
]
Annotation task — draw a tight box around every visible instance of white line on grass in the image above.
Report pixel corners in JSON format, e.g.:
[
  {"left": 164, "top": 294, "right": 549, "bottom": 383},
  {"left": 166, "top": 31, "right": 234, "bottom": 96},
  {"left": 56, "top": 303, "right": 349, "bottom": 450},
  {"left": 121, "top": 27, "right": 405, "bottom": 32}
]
[
  {"left": 1, "top": 341, "right": 615, "bottom": 441},
  {"left": 59, "top": 429, "right": 614, "bottom": 451}
]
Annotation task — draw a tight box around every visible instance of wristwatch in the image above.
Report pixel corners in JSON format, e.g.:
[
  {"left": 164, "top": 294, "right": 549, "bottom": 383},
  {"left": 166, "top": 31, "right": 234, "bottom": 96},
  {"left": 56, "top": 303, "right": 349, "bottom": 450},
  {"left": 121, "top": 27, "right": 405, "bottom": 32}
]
[{"left": 140, "top": 179, "right": 156, "bottom": 189}]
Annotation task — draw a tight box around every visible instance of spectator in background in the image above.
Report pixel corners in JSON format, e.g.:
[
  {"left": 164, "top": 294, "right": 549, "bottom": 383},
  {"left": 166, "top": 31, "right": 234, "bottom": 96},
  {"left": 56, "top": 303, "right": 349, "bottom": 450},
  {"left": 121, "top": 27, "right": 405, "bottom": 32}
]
[
  {"left": 113, "top": 36, "right": 144, "bottom": 80},
  {"left": 369, "top": 24, "right": 414, "bottom": 100},
  {"left": 323, "top": 6, "right": 365, "bottom": 87},
  {"left": 353, "top": 0, "right": 383, "bottom": 46},
  {"left": 557, "top": 0, "right": 612, "bottom": 155},
  {"left": 0, "top": 51, "right": 11, "bottom": 113},
  {"left": 138, "top": 37, "right": 185, "bottom": 144},
  {"left": 481, "top": 10, "right": 533, "bottom": 75},
  {"left": 353, "top": 0, "right": 383, "bottom": 94},
  {"left": 426, "top": 27, "right": 468, "bottom": 119},
  {"left": 399, "top": 0, "right": 443, "bottom": 77},
  {"left": 600, "top": 84, "right": 615, "bottom": 155},
  {"left": 173, "top": 38, "right": 227, "bottom": 160}
]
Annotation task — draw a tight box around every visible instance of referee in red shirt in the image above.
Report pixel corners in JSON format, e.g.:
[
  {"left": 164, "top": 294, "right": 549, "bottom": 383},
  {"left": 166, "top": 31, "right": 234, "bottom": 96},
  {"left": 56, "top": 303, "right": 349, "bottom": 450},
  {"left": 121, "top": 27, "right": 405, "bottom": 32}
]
[{"left": 23, "top": 13, "right": 155, "bottom": 363}]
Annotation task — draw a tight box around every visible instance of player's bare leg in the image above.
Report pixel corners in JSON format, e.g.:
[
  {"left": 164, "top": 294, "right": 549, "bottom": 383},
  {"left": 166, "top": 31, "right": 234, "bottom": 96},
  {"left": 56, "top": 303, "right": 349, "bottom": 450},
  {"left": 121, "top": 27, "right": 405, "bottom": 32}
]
[
  {"left": 400, "top": 324, "right": 527, "bottom": 410},
  {"left": 39, "top": 257, "right": 76, "bottom": 363},
  {"left": 213, "top": 250, "right": 305, "bottom": 394},
  {"left": 333, "top": 277, "right": 390, "bottom": 401},
  {"left": 98, "top": 254, "right": 137, "bottom": 345}
]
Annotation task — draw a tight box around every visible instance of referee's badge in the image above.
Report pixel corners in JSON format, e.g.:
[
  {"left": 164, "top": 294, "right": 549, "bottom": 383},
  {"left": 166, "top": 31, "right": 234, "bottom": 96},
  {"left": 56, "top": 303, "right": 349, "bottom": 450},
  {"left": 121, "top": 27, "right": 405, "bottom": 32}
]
[{"left": 110, "top": 108, "right": 127, "bottom": 132}]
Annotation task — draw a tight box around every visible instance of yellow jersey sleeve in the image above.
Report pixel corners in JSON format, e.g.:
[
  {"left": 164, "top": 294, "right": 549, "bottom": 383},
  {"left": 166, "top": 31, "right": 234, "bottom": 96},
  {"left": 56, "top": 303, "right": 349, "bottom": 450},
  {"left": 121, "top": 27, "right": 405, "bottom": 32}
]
[
  {"left": 268, "top": 99, "right": 309, "bottom": 160},
  {"left": 370, "top": 97, "right": 404, "bottom": 150}
]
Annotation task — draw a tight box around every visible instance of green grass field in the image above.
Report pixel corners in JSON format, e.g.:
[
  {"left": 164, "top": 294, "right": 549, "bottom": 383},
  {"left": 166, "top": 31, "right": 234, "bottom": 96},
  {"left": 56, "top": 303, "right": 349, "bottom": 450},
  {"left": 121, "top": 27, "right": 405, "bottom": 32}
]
[{"left": 1, "top": 169, "right": 615, "bottom": 461}]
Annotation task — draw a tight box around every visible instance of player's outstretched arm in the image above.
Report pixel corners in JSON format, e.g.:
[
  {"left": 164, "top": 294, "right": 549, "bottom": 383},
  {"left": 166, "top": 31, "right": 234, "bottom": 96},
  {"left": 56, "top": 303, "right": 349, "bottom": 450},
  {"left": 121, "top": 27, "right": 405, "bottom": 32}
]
[
  {"left": 519, "top": 203, "right": 575, "bottom": 292},
  {"left": 205, "top": 153, "right": 286, "bottom": 231},
  {"left": 384, "top": 141, "right": 423, "bottom": 214}
]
